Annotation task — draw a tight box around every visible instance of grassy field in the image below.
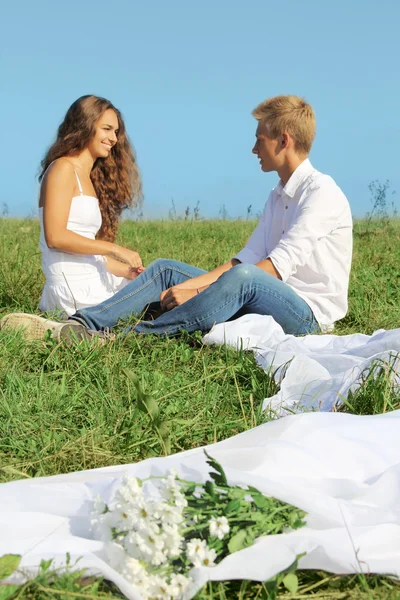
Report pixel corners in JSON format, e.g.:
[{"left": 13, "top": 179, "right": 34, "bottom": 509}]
[{"left": 0, "top": 217, "right": 400, "bottom": 599}]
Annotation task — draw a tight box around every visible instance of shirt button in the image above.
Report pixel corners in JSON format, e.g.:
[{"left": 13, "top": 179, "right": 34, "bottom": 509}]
[
  {"left": 282, "top": 230, "right": 285, "bottom": 234},
  {"left": 285, "top": 205, "right": 288, "bottom": 209}
]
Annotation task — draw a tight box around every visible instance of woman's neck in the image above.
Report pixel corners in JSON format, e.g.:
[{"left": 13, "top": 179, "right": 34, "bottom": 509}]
[{"left": 67, "top": 148, "right": 95, "bottom": 176}]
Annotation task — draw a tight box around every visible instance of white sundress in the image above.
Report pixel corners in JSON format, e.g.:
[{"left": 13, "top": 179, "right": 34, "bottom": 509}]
[{"left": 39, "top": 169, "right": 130, "bottom": 317}]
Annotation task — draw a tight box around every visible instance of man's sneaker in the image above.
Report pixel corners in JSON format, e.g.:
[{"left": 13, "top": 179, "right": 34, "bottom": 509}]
[{"left": 0, "top": 313, "right": 114, "bottom": 343}]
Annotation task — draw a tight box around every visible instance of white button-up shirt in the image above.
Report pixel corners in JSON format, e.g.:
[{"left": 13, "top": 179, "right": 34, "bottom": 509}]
[{"left": 234, "top": 159, "right": 353, "bottom": 329}]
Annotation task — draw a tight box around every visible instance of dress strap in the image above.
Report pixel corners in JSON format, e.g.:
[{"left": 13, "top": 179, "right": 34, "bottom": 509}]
[{"left": 74, "top": 169, "right": 84, "bottom": 196}]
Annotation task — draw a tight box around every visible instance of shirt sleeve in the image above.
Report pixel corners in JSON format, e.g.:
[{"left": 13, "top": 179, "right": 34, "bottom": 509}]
[
  {"left": 268, "top": 180, "right": 349, "bottom": 282},
  {"left": 233, "top": 195, "right": 272, "bottom": 264}
]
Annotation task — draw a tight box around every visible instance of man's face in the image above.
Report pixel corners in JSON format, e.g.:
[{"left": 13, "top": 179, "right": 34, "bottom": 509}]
[{"left": 252, "top": 121, "right": 281, "bottom": 172}]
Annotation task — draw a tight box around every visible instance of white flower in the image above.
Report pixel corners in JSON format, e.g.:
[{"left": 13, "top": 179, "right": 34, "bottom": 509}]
[
  {"left": 91, "top": 494, "right": 107, "bottom": 517},
  {"left": 186, "top": 538, "right": 207, "bottom": 567},
  {"left": 209, "top": 515, "right": 230, "bottom": 540},
  {"left": 104, "top": 541, "right": 126, "bottom": 569},
  {"left": 169, "top": 573, "right": 191, "bottom": 598},
  {"left": 121, "top": 556, "right": 149, "bottom": 587},
  {"left": 114, "top": 475, "right": 143, "bottom": 503},
  {"left": 105, "top": 503, "right": 137, "bottom": 532},
  {"left": 122, "top": 531, "right": 141, "bottom": 560},
  {"left": 134, "top": 497, "right": 160, "bottom": 531},
  {"left": 147, "top": 574, "right": 172, "bottom": 600},
  {"left": 201, "top": 546, "right": 217, "bottom": 567},
  {"left": 104, "top": 543, "right": 151, "bottom": 596},
  {"left": 109, "top": 491, "right": 156, "bottom": 533},
  {"left": 90, "top": 507, "right": 115, "bottom": 542},
  {"left": 160, "top": 523, "right": 183, "bottom": 558},
  {"left": 154, "top": 501, "right": 184, "bottom": 526},
  {"left": 126, "top": 527, "right": 167, "bottom": 566},
  {"left": 159, "top": 473, "right": 188, "bottom": 510},
  {"left": 172, "top": 490, "right": 188, "bottom": 510},
  {"left": 90, "top": 495, "right": 108, "bottom": 539},
  {"left": 187, "top": 538, "right": 217, "bottom": 567},
  {"left": 160, "top": 479, "right": 178, "bottom": 500}
]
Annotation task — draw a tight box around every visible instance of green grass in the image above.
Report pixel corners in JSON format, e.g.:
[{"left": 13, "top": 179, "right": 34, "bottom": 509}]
[{"left": 0, "top": 217, "right": 400, "bottom": 599}]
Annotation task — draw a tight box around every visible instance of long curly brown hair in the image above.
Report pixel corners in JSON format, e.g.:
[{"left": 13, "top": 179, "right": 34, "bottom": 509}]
[{"left": 39, "top": 95, "right": 142, "bottom": 242}]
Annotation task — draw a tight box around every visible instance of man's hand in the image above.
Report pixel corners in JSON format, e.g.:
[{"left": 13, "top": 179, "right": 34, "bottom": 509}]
[{"left": 160, "top": 286, "right": 198, "bottom": 311}]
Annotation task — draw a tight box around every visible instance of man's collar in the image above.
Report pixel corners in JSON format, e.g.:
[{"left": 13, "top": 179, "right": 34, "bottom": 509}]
[{"left": 277, "top": 158, "right": 314, "bottom": 199}]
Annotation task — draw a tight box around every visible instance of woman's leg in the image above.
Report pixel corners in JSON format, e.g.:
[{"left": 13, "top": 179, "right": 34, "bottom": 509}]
[
  {"left": 72, "top": 258, "right": 206, "bottom": 331},
  {"left": 133, "top": 263, "right": 320, "bottom": 336}
]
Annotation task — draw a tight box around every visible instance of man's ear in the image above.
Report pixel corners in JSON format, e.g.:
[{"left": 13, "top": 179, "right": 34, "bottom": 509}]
[{"left": 281, "top": 132, "right": 289, "bottom": 148}]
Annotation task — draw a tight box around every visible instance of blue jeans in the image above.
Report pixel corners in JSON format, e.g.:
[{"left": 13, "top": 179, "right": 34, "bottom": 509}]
[{"left": 72, "top": 259, "right": 319, "bottom": 336}]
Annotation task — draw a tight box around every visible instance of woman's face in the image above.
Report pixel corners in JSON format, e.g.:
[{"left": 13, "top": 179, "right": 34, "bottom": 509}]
[{"left": 88, "top": 109, "right": 119, "bottom": 158}]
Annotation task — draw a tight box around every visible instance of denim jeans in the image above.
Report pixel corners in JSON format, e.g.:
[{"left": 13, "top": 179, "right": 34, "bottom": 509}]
[{"left": 72, "top": 258, "right": 320, "bottom": 336}]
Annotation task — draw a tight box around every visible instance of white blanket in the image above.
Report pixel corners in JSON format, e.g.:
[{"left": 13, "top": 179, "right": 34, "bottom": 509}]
[
  {"left": 1, "top": 410, "right": 400, "bottom": 599},
  {"left": 203, "top": 315, "right": 400, "bottom": 415}
]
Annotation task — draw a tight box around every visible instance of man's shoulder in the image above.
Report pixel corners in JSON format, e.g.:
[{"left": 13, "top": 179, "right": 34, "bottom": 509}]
[
  {"left": 293, "top": 167, "right": 352, "bottom": 222},
  {"left": 302, "top": 168, "right": 347, "bottom": 202},
  {"left": 305, "top": 167, "right": 335, "bottom": 190}
]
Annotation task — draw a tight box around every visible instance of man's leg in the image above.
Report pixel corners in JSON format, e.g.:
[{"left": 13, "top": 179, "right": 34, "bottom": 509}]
[
  {"left": 132, "top": 263, "right": 319, "bottom": 337},
  {"left": 71, "top": 258, "right": 206, "bottom": 330},
  {"left": 0, "top": 259, "right": 206, "bottom": 341}
]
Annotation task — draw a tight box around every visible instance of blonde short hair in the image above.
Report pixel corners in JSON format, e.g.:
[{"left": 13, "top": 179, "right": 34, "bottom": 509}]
[{"left": 252, "top": 95, "right": 316, "bottom": 155}]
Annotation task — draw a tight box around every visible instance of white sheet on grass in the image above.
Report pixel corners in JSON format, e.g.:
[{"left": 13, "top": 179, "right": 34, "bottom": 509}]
[
  {"left": 203, "top": 314, "right": 400, "bottom": 415},
  {"left": 1, "top": 410, "right": 400, "bottom": 599}
]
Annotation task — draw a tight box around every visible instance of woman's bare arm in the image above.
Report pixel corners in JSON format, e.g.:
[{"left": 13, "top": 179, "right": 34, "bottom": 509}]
[
  {"left": 41, "top": 160, "right": 142, "bottom": 268},
  {"left": 105, "top": 256, "right": 144, "bottom": 279}
]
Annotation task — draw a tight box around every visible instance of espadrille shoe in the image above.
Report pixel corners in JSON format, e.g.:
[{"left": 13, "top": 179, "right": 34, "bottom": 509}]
[{"left": 0, "top": 313, "right": 89, "bottom": 342}]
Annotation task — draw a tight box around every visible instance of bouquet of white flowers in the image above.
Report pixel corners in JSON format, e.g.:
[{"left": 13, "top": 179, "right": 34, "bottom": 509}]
[{"left": 90, "top": 452, "right": 305, "bottom": 600}]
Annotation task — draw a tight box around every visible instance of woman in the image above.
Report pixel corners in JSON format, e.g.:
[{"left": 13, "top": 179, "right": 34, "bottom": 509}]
[{"left": 38, "top": 95, "right": 143, "bottom": 316}]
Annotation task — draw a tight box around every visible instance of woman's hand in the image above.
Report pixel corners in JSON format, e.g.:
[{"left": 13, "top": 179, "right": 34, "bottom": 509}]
[
  {"left": 105, "top": 257, "right": 145, "bottom": 279},
  {"left": 160, "top": 286, "right": 198, "bottom": 311},
  {"left": 127, "top": 266, "right": 145, "bottom": 280},
  {"left": 110, "top": 246, "right": 143, "bottom": 269}
]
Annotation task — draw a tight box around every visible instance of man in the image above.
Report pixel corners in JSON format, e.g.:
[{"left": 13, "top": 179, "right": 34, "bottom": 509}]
[{"left": 1, "top": 95, "right": 352, "bottom": 341}]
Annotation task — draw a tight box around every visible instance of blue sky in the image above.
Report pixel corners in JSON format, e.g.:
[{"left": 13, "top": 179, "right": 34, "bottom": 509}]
[{"left": 2, "top": 0, "right": 399, "bottom": 219}]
